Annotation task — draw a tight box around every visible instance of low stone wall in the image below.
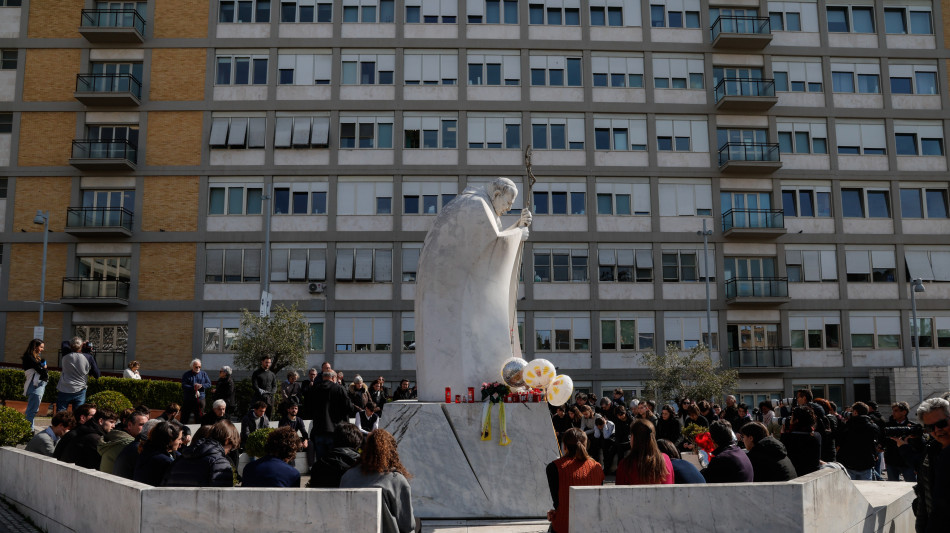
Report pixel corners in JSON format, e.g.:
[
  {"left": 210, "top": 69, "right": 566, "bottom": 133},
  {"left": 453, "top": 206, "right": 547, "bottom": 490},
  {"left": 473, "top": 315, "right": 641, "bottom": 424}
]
[
  {"left": 569, "top": 468, "right": 915, "bottom": 533},
  {"left": 0, "top": 447, "right": 382, "bottom": 533}
]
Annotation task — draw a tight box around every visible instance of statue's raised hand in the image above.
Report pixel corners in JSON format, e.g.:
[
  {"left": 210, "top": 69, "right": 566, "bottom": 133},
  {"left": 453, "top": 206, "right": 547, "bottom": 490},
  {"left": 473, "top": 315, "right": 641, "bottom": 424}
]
[{"left": 519, "top": 209, "right": 533, "bottom": 228}]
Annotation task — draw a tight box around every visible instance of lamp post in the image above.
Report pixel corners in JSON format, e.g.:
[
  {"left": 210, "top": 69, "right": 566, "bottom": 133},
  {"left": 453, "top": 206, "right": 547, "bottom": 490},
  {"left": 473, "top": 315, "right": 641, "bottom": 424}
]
[
  {"left": 260, "top": 193, "right": 272, "bottom": 317},
  {"left": 697, "top": 220, "right": 713, "bottom": 348},
  {"left": 32, "top": 210, "right": 49, "bottom": 339},
  {"left": 911, "top": 278, "right": 925, "bottom": 406}
]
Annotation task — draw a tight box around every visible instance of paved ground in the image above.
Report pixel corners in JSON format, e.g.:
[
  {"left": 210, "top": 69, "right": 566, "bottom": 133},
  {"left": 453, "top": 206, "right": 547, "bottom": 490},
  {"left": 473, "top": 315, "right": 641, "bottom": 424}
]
[
  {"left": 421, "top": 520, "right": 550, "bottom": 532},
  {"left": 0, "top": 499, "right": 41, "bottom": 533}
]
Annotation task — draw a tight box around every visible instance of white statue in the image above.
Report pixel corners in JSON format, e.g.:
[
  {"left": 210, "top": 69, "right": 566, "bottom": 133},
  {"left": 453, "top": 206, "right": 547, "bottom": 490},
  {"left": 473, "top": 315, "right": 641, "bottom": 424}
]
[{"left": 414, "top": 178, "right": 532, "bottom": 401}]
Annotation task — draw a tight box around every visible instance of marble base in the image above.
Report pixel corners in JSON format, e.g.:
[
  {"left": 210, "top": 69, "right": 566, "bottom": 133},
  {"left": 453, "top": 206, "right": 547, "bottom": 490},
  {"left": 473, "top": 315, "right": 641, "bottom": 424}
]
[{"left": 380, "top": 402, "right": 559, "bottom": 519}]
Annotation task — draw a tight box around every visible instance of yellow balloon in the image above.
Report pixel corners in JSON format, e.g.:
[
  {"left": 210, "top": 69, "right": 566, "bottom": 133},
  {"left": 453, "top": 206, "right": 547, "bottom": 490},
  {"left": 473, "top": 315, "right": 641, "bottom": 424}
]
[
  {"left": 546, "top": 375, "right": 574, "bottom": 406},
  {"left": 523, "top": 359, "right": 556, "bottom": 389}
]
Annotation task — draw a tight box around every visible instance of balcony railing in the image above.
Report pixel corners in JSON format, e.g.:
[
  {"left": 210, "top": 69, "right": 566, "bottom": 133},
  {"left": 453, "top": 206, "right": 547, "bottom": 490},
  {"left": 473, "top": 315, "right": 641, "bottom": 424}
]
[
  {"left": 718, "top": 142, "right": 780, "bottom": 166},
  {"left": 728, "top": 347, "right": 792, "bottom": 368},
  {"left": 80, "top": 8, "right": 146, "bottom": 35},
  {"left": 76, "top": 73, "right": 142, "bottom": 99},
  {"left": 722, "top": 209, "right": 785, "bottom": 232},
  {"left": 62, "top": 278, "right": 130, "bottom": 303},
  {"left": 51, "top": 350, "right": 127, "bottom": 371},
  {"left": 70, "top": 139, "right": 137, "bottom": 170},
  {"left": 711, "top": 16, "right": 771, "bottom": 39},
  {"left": 66, "top": 207, "right": 134, "bottom": 231},
  {"left": 714, "top": 78, "right": 775, "bottom": 101},
  {"left": 724, "top": 277, "right": 789, "bottom": 299}
]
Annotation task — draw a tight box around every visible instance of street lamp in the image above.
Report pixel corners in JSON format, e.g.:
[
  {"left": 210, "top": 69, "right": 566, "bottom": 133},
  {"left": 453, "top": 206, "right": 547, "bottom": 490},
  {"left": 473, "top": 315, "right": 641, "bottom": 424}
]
[
  {"left": 33, "top": 210, "right": 49, "bottom": 338},
  {"left": 697, "top": 220, "right": 713, "bottom": 348},
  {"left": 911, "top": 278, "right": 925, "bottom": 406}
]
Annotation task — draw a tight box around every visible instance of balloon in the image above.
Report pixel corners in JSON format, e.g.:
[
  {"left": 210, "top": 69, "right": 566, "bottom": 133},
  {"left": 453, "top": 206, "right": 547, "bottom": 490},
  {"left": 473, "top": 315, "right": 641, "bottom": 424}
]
[
  {"left": 546, "top": 375, "right": 574, "bottom": 406},
  {"left": 500, "top": 357, "right": 528, "bottom": 388},
  {"left": 523, "top": 359, "right": 556, "bottom": 389}
]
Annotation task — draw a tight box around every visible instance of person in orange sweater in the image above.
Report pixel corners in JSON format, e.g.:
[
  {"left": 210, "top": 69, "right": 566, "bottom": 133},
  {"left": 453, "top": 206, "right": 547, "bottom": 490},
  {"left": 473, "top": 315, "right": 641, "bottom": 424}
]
[{"left": 545, "top": 428, "right": 605, "bottom": 533}]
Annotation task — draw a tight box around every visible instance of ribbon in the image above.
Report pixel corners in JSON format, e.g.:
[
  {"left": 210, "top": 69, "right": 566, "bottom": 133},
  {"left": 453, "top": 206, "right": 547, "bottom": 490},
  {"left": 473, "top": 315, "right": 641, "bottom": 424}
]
[
  {"left": 481, "top": 400, "right": 493, "bottom": 441},
  {"left": 498, "top": 402, "right": 511, "bottom": 446}
]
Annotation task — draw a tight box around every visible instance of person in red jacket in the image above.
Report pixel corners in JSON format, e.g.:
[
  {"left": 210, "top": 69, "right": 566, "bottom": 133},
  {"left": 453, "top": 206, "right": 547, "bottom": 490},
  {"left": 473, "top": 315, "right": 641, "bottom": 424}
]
[{"left": 545, "top": 428, "right": 605, "bottom": 533}]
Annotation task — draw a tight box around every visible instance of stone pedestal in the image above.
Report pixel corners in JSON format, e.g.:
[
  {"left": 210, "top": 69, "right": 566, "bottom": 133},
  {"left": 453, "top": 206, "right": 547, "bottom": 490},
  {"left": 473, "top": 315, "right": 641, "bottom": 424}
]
[{"left": 380, "top": 401, "right": 559, "bottom": 519}]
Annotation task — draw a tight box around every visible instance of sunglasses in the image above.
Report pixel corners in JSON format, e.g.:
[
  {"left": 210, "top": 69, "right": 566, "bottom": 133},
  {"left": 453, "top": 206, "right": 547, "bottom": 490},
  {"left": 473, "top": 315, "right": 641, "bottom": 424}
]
[{"left": 924, "top": 418, "right": 950, "bottom": 432}]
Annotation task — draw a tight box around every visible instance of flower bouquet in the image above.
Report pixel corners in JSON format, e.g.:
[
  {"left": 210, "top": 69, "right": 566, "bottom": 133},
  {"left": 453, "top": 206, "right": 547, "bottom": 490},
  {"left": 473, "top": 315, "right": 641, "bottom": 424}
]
[
  {"left": 481, "top": 381, "right": 510, "bottom": 403},
  {"left": 480, "top": 381, "right": 512, "bottom": 446}
]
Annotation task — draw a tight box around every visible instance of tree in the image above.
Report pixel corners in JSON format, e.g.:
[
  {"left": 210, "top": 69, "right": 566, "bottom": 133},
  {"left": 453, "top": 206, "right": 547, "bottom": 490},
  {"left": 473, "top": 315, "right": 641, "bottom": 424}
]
[
  {"left": 232, "top": 304, "right": 310, "bottom": 375},
  {"left": 640, "top": 343, "right": 738, "bottom": 406}
]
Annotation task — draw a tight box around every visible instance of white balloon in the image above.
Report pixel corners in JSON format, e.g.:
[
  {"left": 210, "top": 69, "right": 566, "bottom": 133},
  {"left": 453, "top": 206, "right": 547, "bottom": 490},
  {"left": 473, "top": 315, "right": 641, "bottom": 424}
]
[
  {"left": 523, "top": 359, "right": 556, "bottom": 389},
  {"left": 546, "top": 375, "right": 574, "bottom": 407}
]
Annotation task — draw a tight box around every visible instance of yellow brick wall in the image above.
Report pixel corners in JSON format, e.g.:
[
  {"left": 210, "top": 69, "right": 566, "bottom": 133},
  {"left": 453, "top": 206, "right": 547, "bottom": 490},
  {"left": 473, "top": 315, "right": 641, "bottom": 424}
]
[
  {"left": 137, "top": 243, "right": 196, "bottom": 301},
  {"left": 8, "top": 243, "right": 68, "bottom": 303},
  {"left": 146, "top": 112, "right": 202, "bottom": 166},
  {"left": 22, "top": 49, "right": 81, "bottom": 102},
  {"left": 150, "top": 49, "right": 207, "bottom": 101},
  {"left": 18, "top": 113, "right": 76, "bottom": 167},
  {"left": 142, "top": 176, "right": 199, "bottom": 232},
  {"left": 134, "top": 312, "right": 195, "bottom": 370},
  {"left": 154, "top": 0, "right": 209, "bottom": 38},
  {"left": 13, "top": 177, "right": 72, "bottom": 233},
  {"left": 28, "top": 0, "right": 83, "bottom": 38},
  {"left": 4, "top": 312, "right": 65, "bottom": 364}
]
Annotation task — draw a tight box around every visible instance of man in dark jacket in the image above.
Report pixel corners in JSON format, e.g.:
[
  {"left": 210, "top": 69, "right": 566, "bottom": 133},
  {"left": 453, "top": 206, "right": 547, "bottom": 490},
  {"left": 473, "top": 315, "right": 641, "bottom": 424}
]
[
  {"left": 740, "top": 421, "right": 797, "bottom": 482},
  {"left": 181, "top": 359, "right": 213, "bottom": 424},
  {"left": 309, "top": 423, "right": 362, "bottom": 488},
  {"left": 243, "top": 427, "right": 302, "bottom": 487},
  {"left": 884, "top": 401, "right": 923, "bottom": 482},
  {"left": 305, "top": 371, "right": 356, "bottom": 465},
  {"left": 837, "top": 402, "right": 880, "bottom": 480},
  {"left": 53, "top": 403, "right": 97, "bottom": 460},
  {"left": 162, "top": 420, "right": 240, "bottom": 487},
  {"left": 701, "top": 420, "right": 754, "bottom": 483},
  {"left": 240, "top": 401, "right": 271, "bottom": 450},
  {"left": 251, "top": 356, "right": 277, "bottom": 418},
  {"left": 60, "top": 409, "right": 117, "bottom": 469}
]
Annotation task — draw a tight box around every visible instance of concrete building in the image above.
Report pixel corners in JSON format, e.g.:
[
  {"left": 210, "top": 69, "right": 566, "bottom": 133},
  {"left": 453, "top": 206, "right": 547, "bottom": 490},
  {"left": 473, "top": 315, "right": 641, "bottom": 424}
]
[{"left": 1, "top": 0, "right": 950, "bottom": 408}]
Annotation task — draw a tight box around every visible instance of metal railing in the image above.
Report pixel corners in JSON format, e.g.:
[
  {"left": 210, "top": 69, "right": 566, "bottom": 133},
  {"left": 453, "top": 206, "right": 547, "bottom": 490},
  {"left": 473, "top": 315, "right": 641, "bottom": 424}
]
[
  {"left": 718, "top": 142, "right": 780, "bottom": 166},
  {"left": 76, "top": 73, "right": 142, "bottom": 98},
  {"left": 714, "top": 77, "right": 775, "bottom": 101},
  {"left": 62, "top": 278, "right": 131, "bottom": 301},
  {"left": 728, "top": 347, "right": 792, "bottom": 368},
  {"left": 724, "top": 277, "right": 789, "bottom": 299},
  {"left": 66, "top": 207, "right": 134, "bottom": 231},
  {"left": 80, "top": 8, "right": 146, "bottom": 34},
  {"left": 722, "top": 209, "right": 785, "bottom": 231},
  {"left": 711, "top": 16, "right": 771, "bottom": 39},
  {"left": 71, "top": 139, "right": 137, "bottom": 162}
]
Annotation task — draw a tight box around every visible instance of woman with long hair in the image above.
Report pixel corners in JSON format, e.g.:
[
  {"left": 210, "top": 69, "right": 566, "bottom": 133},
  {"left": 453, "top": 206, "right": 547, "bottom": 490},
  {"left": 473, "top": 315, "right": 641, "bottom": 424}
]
[
  {"left": 134, "top": 420, "right": 184, "bottom": 486},
  {"left": 21, "top": 339, "right": 48, "bottom": 429},
  {"left": 545, "top": 428, "right": 605, "bottom": 533},
  {"left": 655, "top": 404, "right": 684, "bottom": 449},
  {"left": 616, "top": 419, "right": 673, "bottom": 485},
  {"left": 340, "top": 429, "right": 417, "bottom": 533}
]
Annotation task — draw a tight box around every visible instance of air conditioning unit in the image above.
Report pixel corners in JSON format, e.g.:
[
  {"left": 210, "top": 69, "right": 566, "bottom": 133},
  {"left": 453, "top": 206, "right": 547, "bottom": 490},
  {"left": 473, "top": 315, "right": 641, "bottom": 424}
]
[{"left": 308, "top": 282, "right": 325, "bottom": 294}]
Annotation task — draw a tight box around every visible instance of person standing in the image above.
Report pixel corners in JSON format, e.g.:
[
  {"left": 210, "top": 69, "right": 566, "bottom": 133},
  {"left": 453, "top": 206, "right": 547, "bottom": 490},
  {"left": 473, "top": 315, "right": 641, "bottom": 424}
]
[
  {"left": 837, "top": 402, "right": 880, "bottom": 481},
  {"left": 545, "top": 428, "right": 605, "bottom": 533},
  {"left": 56, "top": 337, "right": 100, "bottom": 413},
  {"left": 212, "top": 366, "right": 235, "bottom": 418},
  {"left": 180, "top": 359, "right": 212, "bottom": 424},
  {"left": 907, "top": 397, "right": 950, "bottom": 533},
  {"left": 340, "top": 430, "right": 418, "bottom": 533},
  {"left": 884, "top": 401, "right": 922, "bottom": 482},
  {"left": 251, "top": 356, "right": 277, "bottom": 418},
  {"left": 305, "top": 370, "right": 356, "bottom": 465},
  {"left": 21, "top": 338, "right": 49, "bottom": 429}
]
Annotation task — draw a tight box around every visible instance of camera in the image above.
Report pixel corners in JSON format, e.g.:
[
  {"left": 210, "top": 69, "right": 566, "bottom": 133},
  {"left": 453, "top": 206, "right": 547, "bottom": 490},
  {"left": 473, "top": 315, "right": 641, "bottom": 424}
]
[{"left": 883, "top": 426, "right": 924, "bottom": 439}]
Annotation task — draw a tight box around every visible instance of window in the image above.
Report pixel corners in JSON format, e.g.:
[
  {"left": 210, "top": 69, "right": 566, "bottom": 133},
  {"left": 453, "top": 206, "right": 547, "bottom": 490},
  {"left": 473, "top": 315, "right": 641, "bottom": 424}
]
[
  {"left": 335, "top": 313, "right": 392, "bottom": 352},
  {"left": 905, "top": 248, "right": 950, "bottom": 282},
  {"left": 467, "top": 52, "right": 520, "bottom": 86},
  {"left": 830, "top": 60, "right": 881, "bottom": 93},
  {"left": 403, "top": 181, "right": 457, "bottom": 214},
  {"left": 205, "top": 247, "right": 262, "bottom": 282},
  {"left": 209, "top": 184, "right": 264, "bottom": 215},
  {"left": 401, "top": 245, "right": 422, "bottom": 281},
  {"left": 884, "top": 6, "right": 932, "bottom": 34},
  {"left": 776, "top": 121, "right": 827, "bottom": 154},
  {"left": 900, "top": 188, "right": 949, "bottom": 219},
  {"left": 650, "top": 0, "right": 701, "bottom": 28},
  {"left": 594, "top": 116, "right": 647, "bottom": 151},
  {"left": 529, "top": 0, "right": 580, "bottom": 25},
  {"left": 216, "top": 54, "right": 268, "bottom": 85},
  {"left": 219, "top": 0, "right": 271, "bottom": 23},
  {"left": 655, "top": 118, "right": 708, "bottom": 153},
  {"left": 772, "top": 59, "right": 823, "bottom": 92},
  {"left": 531, "top": 116, "right": 585, "bottom": 150},
  {"left": 339, "top": 115, "right": 394, "bottom": 149},
  {"left": 308, "top": 322, "right": 325, "bottom": 351},
  {"left": 598, "top": 247, "right": 653, "bottom": 282},
  {"left": 841, "top": 188, "right": 890, "bottom": 218},
  {"left": 602, "top": 314, "right": 654, "bottom": 351},
  {"left": 404, "top": 115, "right": 457, "bottom": 149},
  {"left": 533, "top": 183, "right": 585, "bottom": 215},
  {"left": 0, "top": 0, "right": 22, "bottom": 6},
  {"left": 270, "top": 246, "right": 326, "bottom": 281},
  {"left": 785, "top": 248, "right": 837, "bottom": 282},
  {"left": 768, "top": 2, "right": 819, "bottom": 32},
  {"left": 591, "top": 54, "right": 643, "bottom": 88},
  {"left": 274, "top": 115, "right": 330, "bottom": 149},
  {"left": 530, "top": 55, "right": 582, "bottom": 87},
  {"left": 401, "top": 313, "right": 416, "bottom": 350},
  {"left": 280, "top": 0, "right": 333, "bottom": 22},
  {"left": 336, "top": 247, "right": 393, "bottom": 282},
  {"left": 534, "top": 313, "right": 590, "bottom": 351},
  {"left": 341, "top": 52, "right": 395, "bottom": 85},
  {"left": 889, "top": 64, "right": 938, "bottom": 95},
  {"left": 0, "top": 113, "right": 11, "bottom": 134},
  {"left": 826, "top": 4, "right": 874, "bottom": 33},
  {"left": 665, "top": 313, "right": 718, "bottom": 350},
  {"left": 467, "top": 114, "right": 521, "bottom": 149},
  {"left": 895, "top": 122, "right": 944, "bottom": 156},
  {"left": 342, "top": 0, "right": 395, "bottom": 22},
  {"left": 781, "top": 185, "right": 832, "bottom": 217},
  {"left": 0, "top": 178, "right": 6, "bottom": 198},
  {"left": 789, "top": 314, "right": 840, "bottom": 349},
  {"left": 595, "top": 180, "right": 650, "bottom": 216},
  {"left": 849, "top": 313, "right": 900, "bottom": 349},
  {"left": 845, "top": 248, "right": 896, "bottom": 282},
  {"left": 1, "top": 50, "right": 17, "bottom": 70},
  {"left": 406, "top": 0, "right": 457, "bottom": 23},
  {"left": 209, "top": 117, "right": 266, "bottom": 149},
  {"left": 835, "top": 122, "right": 886, "bottom": 155},
  {"left": 661, "top": 250, "right": 710, "bottom": 282},
  {"left": 83, "top": 124, "right": 139, "bottom": 160},
  {"left": 337, "top": 179, "right": 393, "bottom": 214},
  {"left": 277, "top": 53, "right": 332, "bottom": 85},
  {"left": 589, "top": 0, "right": 639, "bottom": 27},
  {"left": 467, "top": 0, "right": 519, "bottom": 24},
  {"left": 203, "top": 315, "right": 241, "bottom": 353},
  {"left": 533, "top": 247, "right": 588, "bottom": 282},
  {"left": 405, "top": 52, "right": 458, "bottom": 85},
  {"left": 652, "top": 55, "right": 704, "bottom": 90},
  {"left": 272, "top": 182, "right": 328, "bottom": 214},
  {"left": 658, "top": 181, "right": 712, "bottom": 216}
]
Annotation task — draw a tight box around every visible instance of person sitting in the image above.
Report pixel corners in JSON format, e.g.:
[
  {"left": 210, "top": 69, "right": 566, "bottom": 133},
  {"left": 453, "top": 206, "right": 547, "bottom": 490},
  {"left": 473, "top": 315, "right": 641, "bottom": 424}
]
[
  {"left": 544, "top": 428, "right": 604, "bottom": 533},
  {"left": 700, "top": 420, "right": 753, "bottom": 483},
  {"left": 61, "top": 409, "right": 117, "bottom": 469},
  {"left": 162, "top": 420, "right": 240, "bottom": 487},
  {"left": 277, "top": 400, "right": 309, "bottom": 450},
  {"left": 134, "top": 420, "right": 184, "bottom": 486},
  {"left": 99, "top": 409, "right": 147, "bottom": 474},
  {"left": 589, "top": 415, "right": 616, "bottom": 471},
  {"left": 551, "top": 406, "right": 574, "bottom": 445},
  {"left": 26, "top": 412, "right": 74, "bottom": 457},
  {"left": 356, "top": 401, "right": 380, "bottom": 435},
  {"left": 656, "top": 405, "right": 684, "bottom": 450},
  {"left": 781, "top": 405, "right": 822, "bottom": 478},
  {"left": 348, "top": 375, "right": 370, "bottom": 410},
  {"left": 53, "top": 403, "right": 97, "bottom": 460},
  {"left": 392, "top": 379, "right": 415, "bottom": 401},
  {"left": 201, "top": 399, "right": 229, "bottom": 426},
  {"left": 656, "top": 439, "right": 705, "bottom": 484},
  {"left": 240, "top": 401, "right": 271, "bottom": 450},
  {"left": 616, "top": 419, "right": 673, "bottom": 486},
  {"left": 241, "top": 426, "right": 301, "bottom": 488},
  {"left": 114, "top": 419, "right": 161, "bottom": 479},
  {"left": 340, "top": 429, "right": 418, "bottom": 533},
  {"left": 156, "top": 403, "right": 180, "bottom": 422},
  {"left": 309, "top": 423, "right": 363, "bottom": 488},
  {"left": 740, "top": 421, "right": 797, "bottom": 482}
]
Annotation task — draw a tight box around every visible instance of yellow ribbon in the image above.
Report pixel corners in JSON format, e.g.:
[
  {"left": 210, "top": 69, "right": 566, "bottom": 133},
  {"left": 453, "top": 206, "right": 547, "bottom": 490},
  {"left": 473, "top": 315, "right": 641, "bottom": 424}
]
[{"left": 498, "top": 402, "right": 511, "bottom": 446}]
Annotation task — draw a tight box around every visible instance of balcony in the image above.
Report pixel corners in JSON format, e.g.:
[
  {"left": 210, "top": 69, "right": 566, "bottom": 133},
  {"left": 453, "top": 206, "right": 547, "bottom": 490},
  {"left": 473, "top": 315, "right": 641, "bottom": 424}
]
[
  {"left": 711, "top": 16, "right": 772, "bottom": 49},
  {"left": 724, "top": 277, "right": 790, "bottom": 305},
  {"left": 728, "top": 347, "right": 792, "bottom": 369},
  {"left": 79, "top": 9, "right": 145, "bottom": 42},
  {"left": 714, "top": 78, "right": 777, "bottom": 110},
  {"left": 722, "top": 209, "right": 787, "bottom": 238},
  {"left": 61, "top": 278, "right": 130, "bottom": 306},
  {"left": 65, "top": 207, "right": 133, "bottom": 237},
  {"left": 69, "top": 140, "right": 137, "bottom": 171},
  {"left": 74, "top": 74, "right": 142, "bottom": 106},
  {"left": 718, "top": 143, "right": 782, "bottom": 174}
]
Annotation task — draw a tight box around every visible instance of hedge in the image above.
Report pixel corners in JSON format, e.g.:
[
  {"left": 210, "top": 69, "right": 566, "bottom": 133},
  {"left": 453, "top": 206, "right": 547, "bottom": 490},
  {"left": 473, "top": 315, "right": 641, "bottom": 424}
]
[{"left": 0, "top": 369, "right": 181, "bottom": 411}]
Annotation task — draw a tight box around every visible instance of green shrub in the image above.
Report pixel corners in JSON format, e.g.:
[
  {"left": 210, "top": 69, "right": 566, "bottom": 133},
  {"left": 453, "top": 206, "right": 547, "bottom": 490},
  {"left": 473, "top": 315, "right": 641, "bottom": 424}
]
[
  {"left": 244, "top": 427, "right": 273, "bottom": 458},
  {"left": 87, "top": 390, "right": 133, "bottom": 414},
  {"left": 0, "top": 406, "right": 33, "bottom": 447},
  {"left": 0, "top": 369, "right": 28, "bottom": 402},
  {"left": 234, "top": 378, "right": 254, "bottom": 417},
  {"left": 0, "top": 368, "right": 180, "bottom": 411}
]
